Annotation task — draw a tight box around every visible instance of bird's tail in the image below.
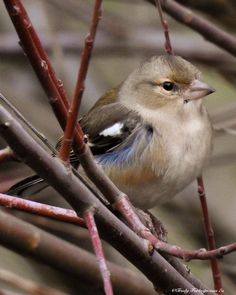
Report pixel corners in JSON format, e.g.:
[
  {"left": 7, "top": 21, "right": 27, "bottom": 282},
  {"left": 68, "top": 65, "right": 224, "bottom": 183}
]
[
  {"left": 7, "top": 175, "right": 49, "bottom": 196},
  {"left": 7, "top": 169, "right": 110, "bottom": 207}
]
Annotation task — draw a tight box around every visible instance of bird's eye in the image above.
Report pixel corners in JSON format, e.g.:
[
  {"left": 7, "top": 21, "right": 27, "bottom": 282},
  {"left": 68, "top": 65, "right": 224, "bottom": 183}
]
[{"left": 162, "top": 81, "right": 174, "bottom": 91}]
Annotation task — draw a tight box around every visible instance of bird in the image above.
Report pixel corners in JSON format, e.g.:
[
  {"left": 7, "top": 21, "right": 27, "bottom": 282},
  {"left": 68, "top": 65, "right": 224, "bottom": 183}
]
[{"left": 8, "top": 55, "right": 214, "bottom": 210}]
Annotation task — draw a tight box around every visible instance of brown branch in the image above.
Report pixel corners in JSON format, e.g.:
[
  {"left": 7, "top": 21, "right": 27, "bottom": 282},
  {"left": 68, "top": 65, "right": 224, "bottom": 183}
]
[
  {"left": 146, "top": 0, "right": 236, "bottom": 57},
  {"left": 59, "top": 0, "right": 103, "bottom": 161},
  {"left": 0, "top": 103, "right": 207, "bottom": 294},
  {"left": 84, "top": 209, "right": 114, "bottom": 295},
  {"left": 197, "top": 177, "right": 224, "bottom": 294},
  {"left": 0, "top": 210, "right": 157, "bottom": 295},
  {"left": 0, "top": 268, "right": 68, "bottom": 295},
  {"left": 0, "top": 193, "right": 85, "bottom": 227}
]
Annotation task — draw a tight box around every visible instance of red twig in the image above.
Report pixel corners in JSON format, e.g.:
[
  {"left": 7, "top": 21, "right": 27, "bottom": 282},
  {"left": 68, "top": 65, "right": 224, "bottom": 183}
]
[
  {"left": 3, "top": 0, "right": 68, "bottom": 124},
  {"left": 0, "top": 193, "right": 85, "bottom": 227},
  {"left": 147, "top": 0, "right": 236, "bottom": 57},
  {"left": 155, "top": 240, "right": 236, "bottom": 261},
  {"left": 59, "top": 0, "right": 103, "bottom": 161},
  {"left": 1, "top": 193, "right": 235, "bottom": 263},
  {"left": 0, "top": 147, "right": 16, "bottom": 163},
  {"left": 84, "top": 209, "right": 114, "bottom": 295},
  {"left": 3, "top": 0, "right": 85, "bottom": 153},
  {"left": 197, "top": 177, "right": 224, "bottom": 294},
  {"left": 155, "top": 0, "right": 173, "bottom": 54}
]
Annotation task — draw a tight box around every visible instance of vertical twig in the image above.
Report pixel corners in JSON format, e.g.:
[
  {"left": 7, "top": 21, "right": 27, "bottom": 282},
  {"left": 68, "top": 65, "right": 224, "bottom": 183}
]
[
  {"left": 84, "top": 209, "right": 114, "bottom": 295},
  {"left": 197, "top": 176, "right": 224, "bottom": 294},
  {"left": 59, "top": 0, "right": 103, "bottom": 161},
  {"left": 155, "top": 0, "right": 173, "bottom": 55},
  {"left": 59, "top": 0, "right": 102, "bottom": 161}
]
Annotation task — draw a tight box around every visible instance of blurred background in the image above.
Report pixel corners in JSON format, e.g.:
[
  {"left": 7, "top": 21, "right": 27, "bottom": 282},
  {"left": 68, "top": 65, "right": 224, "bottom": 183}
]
[{"left": 0, "top": 0, "right": 236, "bottom": 294}]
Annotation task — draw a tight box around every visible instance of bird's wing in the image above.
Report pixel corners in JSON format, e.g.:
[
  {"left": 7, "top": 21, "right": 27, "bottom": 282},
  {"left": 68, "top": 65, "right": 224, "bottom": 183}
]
[
  {"left": 80, "top": 101, "right": 144, "bottom": 155},
  {"left": 80, "top": 101, "right": 154, "bottom": 169}
]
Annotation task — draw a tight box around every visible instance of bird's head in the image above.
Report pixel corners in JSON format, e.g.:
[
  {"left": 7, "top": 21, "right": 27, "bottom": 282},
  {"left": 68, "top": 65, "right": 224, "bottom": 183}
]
[{"left": 119, "top": 55, "right": 215, "bottom": 113}]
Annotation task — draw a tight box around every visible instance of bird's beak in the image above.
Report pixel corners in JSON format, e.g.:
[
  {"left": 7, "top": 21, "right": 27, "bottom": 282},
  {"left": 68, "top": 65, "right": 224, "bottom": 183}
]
[{"left": 186, "top": 79, "right": 215, "bottom": 101}]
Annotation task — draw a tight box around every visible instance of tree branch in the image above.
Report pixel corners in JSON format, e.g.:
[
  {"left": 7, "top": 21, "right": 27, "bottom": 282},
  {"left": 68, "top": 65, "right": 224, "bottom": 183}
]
[
  {"left": 146, "top": 0, "right": 236, "bottom": 57},
  {"left": 0, "top": 193, "right": 85, "bottom": 227}
]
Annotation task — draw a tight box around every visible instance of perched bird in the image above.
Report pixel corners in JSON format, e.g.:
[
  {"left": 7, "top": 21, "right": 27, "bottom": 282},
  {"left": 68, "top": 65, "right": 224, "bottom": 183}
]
[{"left": 8, "top": 55, "right": 214, "bottom": 209}]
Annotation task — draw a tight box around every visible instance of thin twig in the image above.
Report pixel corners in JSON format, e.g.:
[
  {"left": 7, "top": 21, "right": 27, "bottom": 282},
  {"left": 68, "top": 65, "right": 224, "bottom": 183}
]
[
  {"left": 0, "top": 193, "right": 85, "bottom": 227},
  {"left": 84, "top": 209, "right": 114, "bottom": 295},
  {"left": 197, "top": 177, "right": 224, "bottom": 294},
  {"left": 59, "top": 0, "right": 103, "bottom": 161},
  {"left": 155, "top": 0, "right": 173, "bottom": 54},
  {"left": 156, "top": 241, "right": 236, "bottom": 261},
  {"left": 147, "top": 0, "right": 236, "bottom": 57}
]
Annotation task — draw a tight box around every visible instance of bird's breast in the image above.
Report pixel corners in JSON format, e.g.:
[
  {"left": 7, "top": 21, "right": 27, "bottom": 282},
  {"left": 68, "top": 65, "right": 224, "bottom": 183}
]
[{"left": 157, "top": 110, "right": 213, "bottom": 192}]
